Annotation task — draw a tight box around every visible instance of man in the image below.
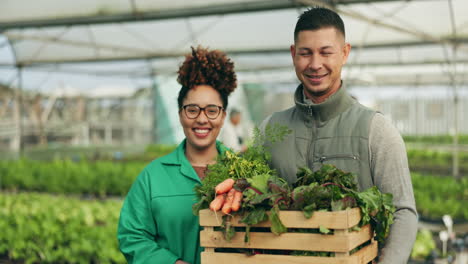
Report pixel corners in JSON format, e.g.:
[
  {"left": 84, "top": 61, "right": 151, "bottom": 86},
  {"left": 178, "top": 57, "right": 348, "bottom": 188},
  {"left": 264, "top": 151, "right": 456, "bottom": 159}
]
[
  {"left": 261, "top": 7, "right": 417, "bottom": 264},
  {"left": 219, "top": 109, "right": 247, "bottom": 152}
]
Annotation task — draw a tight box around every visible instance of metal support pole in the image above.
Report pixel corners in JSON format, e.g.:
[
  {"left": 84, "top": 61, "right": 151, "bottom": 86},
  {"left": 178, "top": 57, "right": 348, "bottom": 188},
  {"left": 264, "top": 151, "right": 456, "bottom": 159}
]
[
  {"left": 448, "top": 0, "right": 459, "bottom": 179},
  {"left": 148, "top": 60, "right": 158, "bottom": 144},
  {"left": 16, "top": 64, "right": 25, "bottom": 157},
  {"left": 452, "top": 89, "right": 459, "bottom": 179}
]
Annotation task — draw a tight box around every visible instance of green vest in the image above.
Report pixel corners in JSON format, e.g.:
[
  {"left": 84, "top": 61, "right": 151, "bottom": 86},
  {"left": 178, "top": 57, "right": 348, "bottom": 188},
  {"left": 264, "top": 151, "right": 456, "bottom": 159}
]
[{"left": 266, "top": 85, "right": 376, "bottom": 191}]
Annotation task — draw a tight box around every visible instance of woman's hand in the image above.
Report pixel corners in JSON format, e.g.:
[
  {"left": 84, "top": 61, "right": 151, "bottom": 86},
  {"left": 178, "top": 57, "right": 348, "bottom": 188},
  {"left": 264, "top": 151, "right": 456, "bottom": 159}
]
[
  {"left": 210, "top": 178, "right": 243, "bottom": 214},
  {"left": 175, "top": 260, "right": 190, "bottom": 264}
]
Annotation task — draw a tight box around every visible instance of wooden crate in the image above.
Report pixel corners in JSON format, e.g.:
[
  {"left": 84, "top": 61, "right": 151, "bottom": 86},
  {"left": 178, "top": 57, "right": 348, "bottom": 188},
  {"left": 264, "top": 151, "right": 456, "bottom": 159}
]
[{"left": 199, "top": 208, "right": 377, "bottom": 264}]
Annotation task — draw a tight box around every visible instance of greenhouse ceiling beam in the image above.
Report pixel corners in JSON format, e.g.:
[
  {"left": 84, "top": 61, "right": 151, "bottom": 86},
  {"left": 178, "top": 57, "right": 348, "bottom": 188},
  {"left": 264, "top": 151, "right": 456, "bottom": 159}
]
[
  {"left": 13, "top": 54, "right": 468, "bottom": 68},
  {"left": 0, "top": 0, "right": 302, "bottom": 30},
  {"left": 353, "top": 38, "right": 468, "bottom": 49},
  {"left": 161, "top": 60, "right": 468, "bottom": 75},
  {"left": 0, "top": 0, "right": 405, "bottom": 30},
  {"left": 10, "top": 37, "right": 468, "bottom": 66},
  {"left": 4, "top": 32, "right": 154, "bottom": 55},
  {"left": 8, "top": 30, "right": 468, "bottom": 65},
  {"left": 6, "top": 59, "right": 468, "bottom": 78}
]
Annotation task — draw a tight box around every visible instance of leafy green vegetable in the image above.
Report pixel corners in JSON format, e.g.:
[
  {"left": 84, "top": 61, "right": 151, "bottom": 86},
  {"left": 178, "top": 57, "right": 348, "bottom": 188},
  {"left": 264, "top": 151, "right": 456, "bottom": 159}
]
[
  {"left": 269, "top": 205, "right": 287, "bottom": 235},
  {"left": 351, "top": 187, "right": 395, "bottom": 245},
  {"left": 290, "top": 164, "right": 395, "bottom": 243},
  {"left": 319, "top": 225, "right": 331, "bottom": 234},
  {"left": 239, "top": 208, "right": 268, "bottom": 243},
  {"left": 246, "top": 174, "right": 270, "bottom": 194},
  {"left": 331, "top": 196, "right": 356, "bottom": 211},
  {"left": 294, "top": 164, "right": 357, "bottom": 190},
  {"left": 222, "top": 215, "right": 236, "bottom": 242},
  {"left": 194, "top": 123, "right": 395, "bottom": 249}
]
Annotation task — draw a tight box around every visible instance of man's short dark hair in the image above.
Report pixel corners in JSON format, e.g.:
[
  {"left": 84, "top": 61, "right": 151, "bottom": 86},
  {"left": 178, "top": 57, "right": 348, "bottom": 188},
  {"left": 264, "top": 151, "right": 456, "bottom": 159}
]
[{"left": 294, "top": 7, "right": 345, "bottom": 41}]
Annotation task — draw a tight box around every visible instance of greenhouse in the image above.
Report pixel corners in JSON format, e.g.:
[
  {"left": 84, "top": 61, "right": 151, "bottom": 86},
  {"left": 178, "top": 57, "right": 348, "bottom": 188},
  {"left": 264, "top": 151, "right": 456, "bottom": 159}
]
[{"left": 0, "top": 0, "right": 467, "bottom": 263}]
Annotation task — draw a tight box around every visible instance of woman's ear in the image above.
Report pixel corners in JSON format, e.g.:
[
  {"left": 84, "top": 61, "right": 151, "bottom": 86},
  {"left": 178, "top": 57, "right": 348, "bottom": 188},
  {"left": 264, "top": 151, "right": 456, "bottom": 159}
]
[
  {"left": 221, "top": 110, "right": 227, "bottom": 125},
  {"left": 178, "top": 109, "right": 184, "bottom": 124}
]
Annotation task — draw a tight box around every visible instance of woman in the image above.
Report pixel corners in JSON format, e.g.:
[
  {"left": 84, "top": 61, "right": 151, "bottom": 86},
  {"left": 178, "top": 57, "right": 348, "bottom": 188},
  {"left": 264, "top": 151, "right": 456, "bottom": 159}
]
[{"left": 117, "top": 46, "right": 237, "bottom": 264}]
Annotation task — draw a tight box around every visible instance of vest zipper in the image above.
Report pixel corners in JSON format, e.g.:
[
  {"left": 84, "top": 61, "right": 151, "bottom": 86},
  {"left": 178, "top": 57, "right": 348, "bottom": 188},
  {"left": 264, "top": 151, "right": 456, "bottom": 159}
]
[
  {"left": 319, "top": 155, "right": 359, "bottom": 163},
  {"left": 307, "top": 106, "right": 317, "bottom": 170}
]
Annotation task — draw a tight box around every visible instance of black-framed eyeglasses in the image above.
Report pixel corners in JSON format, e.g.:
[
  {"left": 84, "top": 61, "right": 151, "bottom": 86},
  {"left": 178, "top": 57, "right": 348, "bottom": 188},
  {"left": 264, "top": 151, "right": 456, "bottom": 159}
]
[{"left": 181, "top": 104, "right": 224, "bottom": 120}]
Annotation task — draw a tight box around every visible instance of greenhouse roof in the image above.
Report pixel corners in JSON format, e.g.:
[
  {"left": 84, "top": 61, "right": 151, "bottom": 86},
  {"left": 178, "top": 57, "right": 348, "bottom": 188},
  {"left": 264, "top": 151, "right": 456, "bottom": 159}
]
[{"left": 0, "top": 0, "right": 467, "bottom": 85}]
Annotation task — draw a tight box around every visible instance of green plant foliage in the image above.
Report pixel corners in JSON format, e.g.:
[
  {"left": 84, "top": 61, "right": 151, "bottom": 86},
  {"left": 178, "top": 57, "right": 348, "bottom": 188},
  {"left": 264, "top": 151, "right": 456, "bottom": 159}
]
[
  {"left": 407, "top": 149, "right": 468, "bottom": 174},
  {"left": 403, "top": 134, "right": 468, "bottom": 145},
  {"left": 139, "top": 144, "right": 177, "bottom": 161},
  {"left": 411, "top": 229, "right": 436, "bottom": 260},
  {"left": 412, "top": 173, "right": 468, "bottom": 220},
  {"left": 0, "top": 192, "right": 125, "bottom": 264},
  {"left": 0, "top": 159, "right": 145, "bottom": 197}
]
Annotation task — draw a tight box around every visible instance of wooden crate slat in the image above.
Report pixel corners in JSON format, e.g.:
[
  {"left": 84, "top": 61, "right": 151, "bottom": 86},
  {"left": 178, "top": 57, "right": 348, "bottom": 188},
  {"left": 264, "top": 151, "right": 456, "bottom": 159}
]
[
  {"left": 347, "top": 225, "right": 373, "bottom": 250},
  {"left": 352, "top": 240, "right": 378, "bottom": 264},
  {"left": 201, "top": 230, "right": 345, "bottom": 252},
  {"left": 201, "top": 225, "right": 373, "bottom": 252},
  {"left": 200, "top": 241, "right": 378, "bottom": 264},
  {"left": 202, "top": 252, "right": 350, "bottom": 264},
  {"left": 199, "top": 208, "right": 361, "bottom": 229}
]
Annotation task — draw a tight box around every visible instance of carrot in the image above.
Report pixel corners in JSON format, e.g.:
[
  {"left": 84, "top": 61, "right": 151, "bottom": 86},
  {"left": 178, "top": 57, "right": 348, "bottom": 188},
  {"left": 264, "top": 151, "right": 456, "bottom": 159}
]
[
  {"left": 215, "top": 178, "right": 235, "bottom": 194},
  {"left": 209, "top": 194, "right": 226, "bottom": 211},
  {"left": 221, "top": 188, "right": 236, "bottom": 214},
  {"left": 231, "top": 190, "right": 243, "bottom": 212}
]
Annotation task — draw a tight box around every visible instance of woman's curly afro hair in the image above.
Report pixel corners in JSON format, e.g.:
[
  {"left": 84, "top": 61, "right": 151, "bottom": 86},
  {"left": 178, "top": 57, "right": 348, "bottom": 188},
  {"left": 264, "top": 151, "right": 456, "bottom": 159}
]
[{"left": 177, "top": 46, "right": 237, "bottom": 109}]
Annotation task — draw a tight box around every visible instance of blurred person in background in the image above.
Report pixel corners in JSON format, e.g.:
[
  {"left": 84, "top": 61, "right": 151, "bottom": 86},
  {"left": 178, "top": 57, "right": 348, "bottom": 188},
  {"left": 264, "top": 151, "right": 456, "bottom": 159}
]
[
  {"left": 219, "top": 108, "right": 248, "bottom": 152},
  {"left": 117, "top": 46, "right": 237, "bottom": 264},
  {"left": 261, "top": 7, "right": 417, "bottom": 264}
]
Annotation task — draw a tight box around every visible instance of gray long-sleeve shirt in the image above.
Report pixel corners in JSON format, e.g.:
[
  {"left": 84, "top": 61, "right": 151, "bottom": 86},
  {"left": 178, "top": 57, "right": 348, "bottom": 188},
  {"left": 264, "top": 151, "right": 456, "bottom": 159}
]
[{"left": 369, "top": 113, "right": 418, "bottom": 264}]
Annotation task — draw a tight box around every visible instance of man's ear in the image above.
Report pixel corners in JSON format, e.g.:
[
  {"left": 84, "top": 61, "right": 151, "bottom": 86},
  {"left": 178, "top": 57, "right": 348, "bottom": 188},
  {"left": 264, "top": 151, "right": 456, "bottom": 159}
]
[
  {"left": 290, "top": 44, "right": 296, "bottom": 60},
  {"left": 342, "top": 43, "right": 351, "bottom": 65}
]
